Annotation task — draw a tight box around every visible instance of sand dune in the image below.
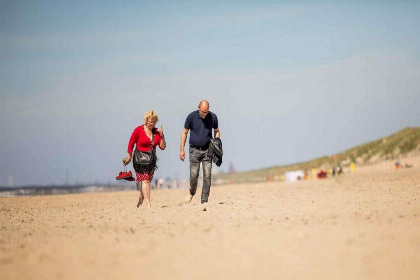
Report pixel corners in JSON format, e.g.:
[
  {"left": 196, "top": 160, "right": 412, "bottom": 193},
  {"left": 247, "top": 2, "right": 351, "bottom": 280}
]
[{"left": 1, "top": 156, "right": 419, "bottom": 280}]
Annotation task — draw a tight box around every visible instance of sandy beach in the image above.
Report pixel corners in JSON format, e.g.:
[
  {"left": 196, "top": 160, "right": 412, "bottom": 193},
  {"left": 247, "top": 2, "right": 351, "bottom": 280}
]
[{"left": 1, "top": 155, "right": 419, "bottom": 280}]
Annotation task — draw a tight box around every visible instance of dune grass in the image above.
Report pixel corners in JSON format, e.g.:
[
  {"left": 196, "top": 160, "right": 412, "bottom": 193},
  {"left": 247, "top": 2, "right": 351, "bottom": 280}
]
[{"left": 215, "top": 127, "right": 420, "bottom": 184}]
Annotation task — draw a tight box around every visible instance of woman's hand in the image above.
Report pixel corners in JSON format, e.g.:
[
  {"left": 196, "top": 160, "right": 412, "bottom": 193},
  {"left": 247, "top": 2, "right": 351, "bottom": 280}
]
[
  {"left": 124, "top": 153, "right": 132, "bottom": 166},
  {"left": 157, "top": 125, "right": 166, "bottom": 150},
  {"left": 156, "top": 125, "right": 164, "bottom": 137}
]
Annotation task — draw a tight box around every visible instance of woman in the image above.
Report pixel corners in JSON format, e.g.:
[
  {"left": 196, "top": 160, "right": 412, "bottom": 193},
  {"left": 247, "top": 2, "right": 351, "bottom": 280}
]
[{"left": 124, "top": 110, "right": 166, "bottom": 207}]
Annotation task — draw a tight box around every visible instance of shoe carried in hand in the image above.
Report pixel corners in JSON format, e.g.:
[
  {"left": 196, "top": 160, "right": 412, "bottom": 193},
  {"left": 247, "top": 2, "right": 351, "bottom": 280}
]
[
  {"left": 116, "top": 158, "right": 135, "bottom": 181},
  {"left": 116, "top": 171, "right": 130, "bottom": 180},
  {"left": 124, "top": 175, "right": 135, "bottom": 181},
  {"left": 123, "top": 171, "right": 135, "bottom": 181},
  {"left": 116, "top": 164, "right": 133, "bottom": 180}
]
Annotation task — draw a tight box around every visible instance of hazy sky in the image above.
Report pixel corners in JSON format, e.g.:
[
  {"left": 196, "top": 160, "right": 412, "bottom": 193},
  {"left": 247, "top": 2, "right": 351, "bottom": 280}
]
[{"left": 1, "top": 0, "right": 420, "bottom": 187}]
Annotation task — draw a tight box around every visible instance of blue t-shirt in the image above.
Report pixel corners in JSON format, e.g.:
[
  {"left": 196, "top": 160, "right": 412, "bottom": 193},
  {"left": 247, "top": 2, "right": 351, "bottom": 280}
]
[{"left": 184, "top": 110, "right": 218, "bottom": 147}]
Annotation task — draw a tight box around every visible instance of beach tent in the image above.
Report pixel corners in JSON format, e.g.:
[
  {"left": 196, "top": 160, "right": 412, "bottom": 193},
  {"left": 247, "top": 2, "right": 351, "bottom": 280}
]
[{"left": 284, "top": 170, "right": 305, "bottom": 182}]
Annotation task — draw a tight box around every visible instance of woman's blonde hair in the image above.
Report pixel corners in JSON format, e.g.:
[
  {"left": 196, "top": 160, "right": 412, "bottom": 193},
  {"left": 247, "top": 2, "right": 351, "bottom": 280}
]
[{"left": 144, "top": 110, "right": 159, "bottom": 123}]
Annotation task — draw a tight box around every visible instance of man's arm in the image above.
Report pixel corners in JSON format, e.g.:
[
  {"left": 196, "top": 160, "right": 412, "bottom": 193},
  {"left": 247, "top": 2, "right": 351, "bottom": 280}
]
[
  {"left": 214, "top": 128, "right": 220, "bottom": 139},
  {"left": 180, "top": 128, "right": 189, "bottom": 161}
]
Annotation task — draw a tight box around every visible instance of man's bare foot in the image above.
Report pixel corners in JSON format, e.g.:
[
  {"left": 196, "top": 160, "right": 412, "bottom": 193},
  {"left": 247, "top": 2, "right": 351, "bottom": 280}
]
[{"left": 185, "top": 194, "right": 193, "bottom": 204}]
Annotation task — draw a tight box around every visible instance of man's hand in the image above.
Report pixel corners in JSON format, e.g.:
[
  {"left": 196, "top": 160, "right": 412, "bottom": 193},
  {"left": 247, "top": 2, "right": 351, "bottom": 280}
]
[
  {"left": 214, "top": 128, "right": 220, "bottom": 139},
  {"left": 180, "top": 128, "right": 189, "bottom": 161}
]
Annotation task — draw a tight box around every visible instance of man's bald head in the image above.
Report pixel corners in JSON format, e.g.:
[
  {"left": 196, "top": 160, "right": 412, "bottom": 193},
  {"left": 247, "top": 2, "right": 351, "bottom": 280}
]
[
  {"left": 198, "top": 100, "right": 210, "bottom": 110},
  {"left": 198, "top": 100, "right": 210, "bottom": 118}
]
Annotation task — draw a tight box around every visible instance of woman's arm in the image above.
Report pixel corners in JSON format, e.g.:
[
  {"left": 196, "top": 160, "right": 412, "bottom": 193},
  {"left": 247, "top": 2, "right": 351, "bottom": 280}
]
[
  {"left": 159, "top": 137, "right": 166, "bottom": 150},
  {"left": 156, "top": 125, "right": 166, "bottom": 150},
  {"left": 124, "top": 128, "right": 138, "bottom": 165}
]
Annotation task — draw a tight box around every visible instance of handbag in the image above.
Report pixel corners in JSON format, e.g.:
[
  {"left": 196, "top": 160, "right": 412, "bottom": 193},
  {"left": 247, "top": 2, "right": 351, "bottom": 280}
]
[{"left": 133, "top": 130, "right": 156, "bottom": 166}]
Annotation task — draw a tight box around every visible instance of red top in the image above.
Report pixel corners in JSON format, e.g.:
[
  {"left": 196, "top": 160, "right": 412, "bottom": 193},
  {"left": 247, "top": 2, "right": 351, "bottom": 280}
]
[{"left": 127, "top": 125, "right": 164, "bottom": 153}]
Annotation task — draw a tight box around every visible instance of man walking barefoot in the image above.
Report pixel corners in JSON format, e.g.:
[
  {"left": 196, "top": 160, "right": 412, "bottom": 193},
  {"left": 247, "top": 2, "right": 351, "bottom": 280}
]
[{"left": 180, "top": 100, "right": 220, "bottom": 204}]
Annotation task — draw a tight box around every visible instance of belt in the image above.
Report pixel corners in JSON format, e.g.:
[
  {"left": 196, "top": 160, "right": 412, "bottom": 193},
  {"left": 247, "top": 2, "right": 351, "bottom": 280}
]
[{"left": 190, "top": 144, "right": 209, "bottom": 151}]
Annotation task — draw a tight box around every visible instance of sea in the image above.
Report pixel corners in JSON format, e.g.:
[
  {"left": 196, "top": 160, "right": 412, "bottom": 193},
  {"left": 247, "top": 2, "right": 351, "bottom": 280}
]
[
  {"left": 0, "top": 179, "right": 190, "bottom": 197},
  {"left": 0, "top": 184, "right": 135, "bottom": 197}
]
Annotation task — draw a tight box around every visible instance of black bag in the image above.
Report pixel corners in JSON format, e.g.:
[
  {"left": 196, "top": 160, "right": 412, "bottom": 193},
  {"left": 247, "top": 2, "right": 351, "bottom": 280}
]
[
  {"left": 134, "top": 148, "right": 156, "bottom": 165},
  {"left": 209, "top": 138, "right": 223, "bottom": 157},
  {"left": 133, "top": 130, "right": 156, "bottom": 168}
]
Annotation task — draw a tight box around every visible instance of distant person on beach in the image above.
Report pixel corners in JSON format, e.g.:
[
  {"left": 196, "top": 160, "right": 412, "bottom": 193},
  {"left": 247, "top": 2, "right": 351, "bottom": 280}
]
[
  {"left": 395, "top": 161, "right": 413, "bottom": 169},
  {"left": 124, "top": 110, "right": 166, "bottom": 207},
  {"left": 180, "top": 100, "right": 220, "bottom": 204}
]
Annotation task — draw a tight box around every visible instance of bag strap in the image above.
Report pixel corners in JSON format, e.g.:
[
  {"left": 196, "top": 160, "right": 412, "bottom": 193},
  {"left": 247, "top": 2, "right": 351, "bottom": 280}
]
[{"left": 142, "top": 125, "right": 155, "bottom": 151}]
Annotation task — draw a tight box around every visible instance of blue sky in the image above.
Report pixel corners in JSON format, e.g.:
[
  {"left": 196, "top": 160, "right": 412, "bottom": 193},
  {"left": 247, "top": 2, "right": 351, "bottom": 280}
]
[{"left": 1, "top": 1, "right": 420, "bottom": 186}]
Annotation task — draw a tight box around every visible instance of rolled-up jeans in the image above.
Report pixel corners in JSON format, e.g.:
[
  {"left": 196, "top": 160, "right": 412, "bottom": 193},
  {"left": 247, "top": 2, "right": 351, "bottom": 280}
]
[{"left": 189, "top": 146, "right": 212, "bottom": 203}]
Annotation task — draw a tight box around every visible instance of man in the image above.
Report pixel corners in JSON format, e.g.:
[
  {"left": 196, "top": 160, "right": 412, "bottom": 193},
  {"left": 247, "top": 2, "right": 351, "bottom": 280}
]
[{"left": 180, "top": 100, "right": 220, "bottom": 204}]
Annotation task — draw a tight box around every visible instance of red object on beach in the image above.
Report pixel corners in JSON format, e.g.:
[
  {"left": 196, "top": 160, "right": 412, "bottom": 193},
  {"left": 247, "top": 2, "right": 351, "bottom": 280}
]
[{"left": 317, "top": 170, "right": 328, "bottom": 179}]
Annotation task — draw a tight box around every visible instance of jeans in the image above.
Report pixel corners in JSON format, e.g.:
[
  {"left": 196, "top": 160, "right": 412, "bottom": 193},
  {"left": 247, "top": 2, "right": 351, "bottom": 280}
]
[{"left": 189, "top": 146, "right": 212, "bottom": 203}]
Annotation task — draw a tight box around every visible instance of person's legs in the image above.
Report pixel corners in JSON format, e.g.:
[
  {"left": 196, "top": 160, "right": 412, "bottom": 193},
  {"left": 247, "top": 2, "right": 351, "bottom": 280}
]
[
  {"left": 201, "top": 151, "right": 213, "bottom": 204},
  {"left": 186, "top": 146, "right": 202, "bottom": 203},
  {"left": 135, "top": 174, "right": 143, "bottom": 207},
  {"left": 137, "top": 184, "right": 144, "bottom": 208},
  {"left": 142, "top": 180, "right": 151, "bottom": 207}
]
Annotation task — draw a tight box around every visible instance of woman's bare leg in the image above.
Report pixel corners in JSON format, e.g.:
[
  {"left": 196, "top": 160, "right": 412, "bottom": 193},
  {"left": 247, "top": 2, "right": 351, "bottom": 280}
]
[
  {"left": 137, "top": 182, "right": 144, "bottom": 208},
  {"left": 142, "top": 180, "right": 151, "bottom": 207}
]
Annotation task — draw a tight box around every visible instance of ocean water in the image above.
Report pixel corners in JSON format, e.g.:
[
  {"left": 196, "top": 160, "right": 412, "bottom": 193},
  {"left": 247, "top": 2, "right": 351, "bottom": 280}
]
[{"left": 0, "top": 184, "right": 135, "bottom": 197}]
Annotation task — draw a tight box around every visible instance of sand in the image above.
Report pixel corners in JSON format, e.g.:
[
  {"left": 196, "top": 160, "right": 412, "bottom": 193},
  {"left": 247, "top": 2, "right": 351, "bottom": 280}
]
[{"left": 1, "top": 155, "right": 420, "bottom": 280}]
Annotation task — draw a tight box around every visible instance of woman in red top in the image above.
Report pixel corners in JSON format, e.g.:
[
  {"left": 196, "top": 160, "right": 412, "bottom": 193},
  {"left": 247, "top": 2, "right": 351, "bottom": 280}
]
[{"left": 124, "top": 110, "right": 166, "bottom": 207}]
